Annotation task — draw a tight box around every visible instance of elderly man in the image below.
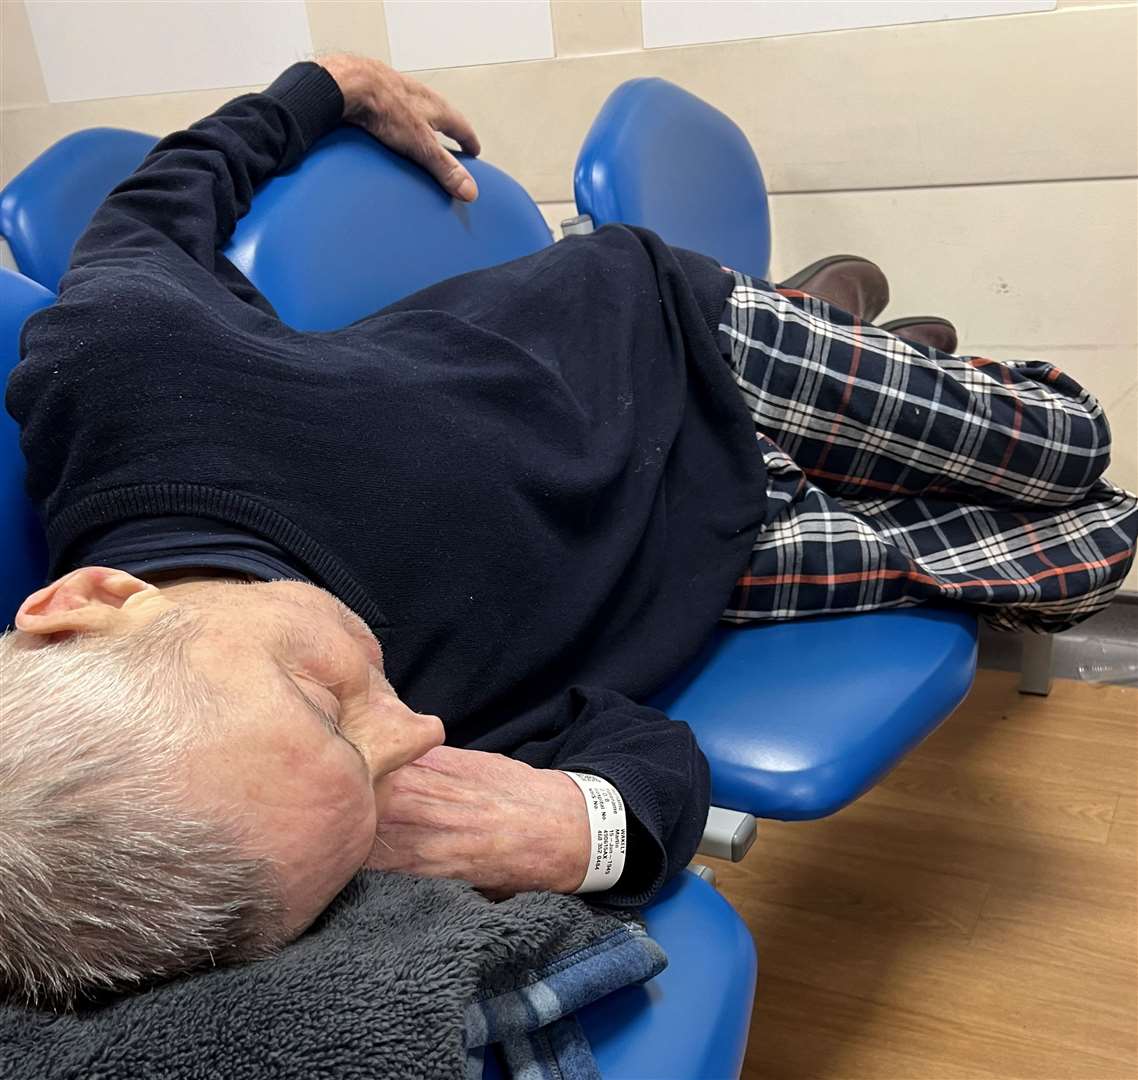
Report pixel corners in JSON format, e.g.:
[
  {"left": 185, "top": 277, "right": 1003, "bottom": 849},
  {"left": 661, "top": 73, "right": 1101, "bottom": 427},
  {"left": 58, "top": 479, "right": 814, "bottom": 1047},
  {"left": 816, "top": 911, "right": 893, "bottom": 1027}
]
[{"left": 2, "top": 53, "right": 1135, "bottom": 1010}]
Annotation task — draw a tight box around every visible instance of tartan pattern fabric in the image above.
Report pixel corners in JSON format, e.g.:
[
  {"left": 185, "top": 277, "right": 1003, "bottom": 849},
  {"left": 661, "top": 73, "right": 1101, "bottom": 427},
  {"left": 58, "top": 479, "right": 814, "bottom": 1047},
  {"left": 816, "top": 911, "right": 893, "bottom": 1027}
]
[
  {"left": 718, "top": 272, "right": 1138, "bottom": 633},
  {"left": 464, "top": 917, "right": 666, "bottom": 1079}
]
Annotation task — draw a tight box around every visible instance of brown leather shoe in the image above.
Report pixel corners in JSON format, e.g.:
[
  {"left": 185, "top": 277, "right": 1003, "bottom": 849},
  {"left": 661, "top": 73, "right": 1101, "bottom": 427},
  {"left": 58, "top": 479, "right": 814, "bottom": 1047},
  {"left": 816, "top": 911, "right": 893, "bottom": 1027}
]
[
  {"left": 778, "top": 255, "right": 890, "bottom": 322},
  {"left": 880, "top": 316, "right": 958, "bottom": 354}
]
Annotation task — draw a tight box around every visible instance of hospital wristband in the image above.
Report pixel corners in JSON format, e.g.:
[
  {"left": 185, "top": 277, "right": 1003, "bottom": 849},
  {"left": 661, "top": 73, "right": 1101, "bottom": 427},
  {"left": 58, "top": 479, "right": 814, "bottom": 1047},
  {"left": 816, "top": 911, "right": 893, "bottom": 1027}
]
[{"left": 562, "top": 771, "right": 627, "bottom": 894}]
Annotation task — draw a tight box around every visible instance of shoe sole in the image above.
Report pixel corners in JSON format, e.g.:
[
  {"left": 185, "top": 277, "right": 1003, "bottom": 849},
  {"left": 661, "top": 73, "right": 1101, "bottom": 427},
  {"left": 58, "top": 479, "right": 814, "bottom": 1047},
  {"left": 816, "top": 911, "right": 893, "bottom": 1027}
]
[
  {"left": 880, "top": 316, "right": 956, "bottom": 333},
  {"left": 778, "top": 254, "right": 878, "bottom": 291},
  {"left": 880, "top": 316, "right": 958, "bottom": 353}
]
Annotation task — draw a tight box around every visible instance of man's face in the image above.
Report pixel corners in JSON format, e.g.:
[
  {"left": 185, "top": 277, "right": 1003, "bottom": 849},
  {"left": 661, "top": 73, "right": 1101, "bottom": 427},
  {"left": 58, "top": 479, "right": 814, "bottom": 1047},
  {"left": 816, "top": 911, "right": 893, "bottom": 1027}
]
[{"left": 171, "top": 579, "right": 444, "bottom": 935}]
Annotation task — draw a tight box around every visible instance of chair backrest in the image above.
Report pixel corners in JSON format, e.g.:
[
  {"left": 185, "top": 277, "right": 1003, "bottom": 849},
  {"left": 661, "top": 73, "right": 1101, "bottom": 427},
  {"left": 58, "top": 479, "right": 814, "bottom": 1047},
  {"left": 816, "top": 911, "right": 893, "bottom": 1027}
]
[
  {"left": 0, "top": 128, "right": 158, "bottom": 292},
  {"left": 1, "top": 268, "right": 55, "bottom": 626},
  {"left": 226, "top": 127, "right": 553, "bottom": 330},
  {"left": 574, "top": 78, "right": 771, "bottom": 280}
]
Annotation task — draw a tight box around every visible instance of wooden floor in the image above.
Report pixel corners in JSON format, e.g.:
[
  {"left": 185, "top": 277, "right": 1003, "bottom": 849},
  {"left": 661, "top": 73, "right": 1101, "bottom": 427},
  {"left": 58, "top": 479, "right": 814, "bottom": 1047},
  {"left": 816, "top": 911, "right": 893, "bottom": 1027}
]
[{"left": 707, "top": 670, "right": 1137, "bottom": 1080}]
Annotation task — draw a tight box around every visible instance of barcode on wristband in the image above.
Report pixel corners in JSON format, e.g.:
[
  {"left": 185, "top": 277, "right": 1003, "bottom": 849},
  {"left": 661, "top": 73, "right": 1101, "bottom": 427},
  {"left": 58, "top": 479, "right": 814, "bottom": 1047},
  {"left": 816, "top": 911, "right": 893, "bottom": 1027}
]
[{"left": 563, "top": 771, "right": 627, "bottom": 894}]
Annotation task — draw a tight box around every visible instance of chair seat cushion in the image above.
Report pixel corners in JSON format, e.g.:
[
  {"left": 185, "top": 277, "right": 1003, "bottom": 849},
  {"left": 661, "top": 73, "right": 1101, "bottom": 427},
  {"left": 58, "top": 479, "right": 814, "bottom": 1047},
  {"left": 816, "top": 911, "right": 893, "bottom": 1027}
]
[{"left": 651, "top": 608, "right": 978, "bottom": 819}]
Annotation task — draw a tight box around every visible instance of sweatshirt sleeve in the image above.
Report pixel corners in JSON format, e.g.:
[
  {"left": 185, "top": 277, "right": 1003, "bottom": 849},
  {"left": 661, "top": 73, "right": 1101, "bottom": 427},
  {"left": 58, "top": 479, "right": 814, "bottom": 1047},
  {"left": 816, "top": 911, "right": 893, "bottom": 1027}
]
[
  {"left": 64, "top": 62, "right": 343, "bottom": 284},
  {"left": 507, "top": 686, "right": 711, "bottom": 908}
]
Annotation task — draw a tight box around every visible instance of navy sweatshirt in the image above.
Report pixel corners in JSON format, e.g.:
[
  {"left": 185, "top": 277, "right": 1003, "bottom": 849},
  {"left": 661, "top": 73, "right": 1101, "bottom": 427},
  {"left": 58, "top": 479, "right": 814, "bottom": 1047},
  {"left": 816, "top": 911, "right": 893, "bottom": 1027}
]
[{"left": 6, "top": 63, "right": 768, "bottom": 905}]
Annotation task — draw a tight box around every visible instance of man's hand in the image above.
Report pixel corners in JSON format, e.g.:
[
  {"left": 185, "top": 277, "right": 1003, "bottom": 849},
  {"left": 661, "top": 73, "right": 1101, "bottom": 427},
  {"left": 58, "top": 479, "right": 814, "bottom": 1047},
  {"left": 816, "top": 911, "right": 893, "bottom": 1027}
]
[
  {"left": 316, "top": 53, "right": 481, "bottom": 202},
  {"left": 365, "top": 745, "right": 591, "bottom": 898}
]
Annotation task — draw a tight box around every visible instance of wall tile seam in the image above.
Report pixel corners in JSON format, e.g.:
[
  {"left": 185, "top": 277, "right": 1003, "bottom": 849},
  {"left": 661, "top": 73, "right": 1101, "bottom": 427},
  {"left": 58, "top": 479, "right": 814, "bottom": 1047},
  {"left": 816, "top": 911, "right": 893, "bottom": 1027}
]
[
  {"left": 8, "top": 0, "right": 1133, "bottom": 110},
  {"left": 537, "top": 176, "right": 1138, "bottom": 208},
  {"left": 0, "top": 85, "right": 264, "bottom": 115},
  {"left": 552, "top": 49, "right": 645, "bottom": 60},
  {"left": 637, "top": 2, "right": 1131, "bottom": 52},
  {"left": 528, "top": 174, "right": 1138, "bottom": 207},
  {"left": 766, "top": 176, "right": 1138, "bottom": 197},
  {"left": 16, "top": 0, "right": 1134, "bottom": 101},
  {"left": 7, "top": 7, "right": 1134, "bottom": 109}
]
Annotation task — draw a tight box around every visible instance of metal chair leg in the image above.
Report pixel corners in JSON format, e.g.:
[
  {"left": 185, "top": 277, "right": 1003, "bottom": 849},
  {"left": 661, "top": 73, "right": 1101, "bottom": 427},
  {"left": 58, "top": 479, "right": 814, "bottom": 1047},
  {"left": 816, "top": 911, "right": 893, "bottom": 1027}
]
[
  {"left": 689, "top": 864, "right": 718, "bottom": 887},
  {"left": 1019, "top": 632, "right": 1055, "bottom": 696}
]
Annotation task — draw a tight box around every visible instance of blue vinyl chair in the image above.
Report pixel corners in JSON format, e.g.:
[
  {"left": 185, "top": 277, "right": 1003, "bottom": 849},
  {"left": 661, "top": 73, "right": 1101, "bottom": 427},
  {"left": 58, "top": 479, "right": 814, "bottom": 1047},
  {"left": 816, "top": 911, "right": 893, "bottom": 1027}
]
[
  {"left": 578, "top": 78, "right": 979, "bottom": 824},
  {"left": 0, "top": 129, "right": 755, "bottom": 1078},
  {"left": 0, "top": 268, "right": 53, "bottom": 627},
  {"left": 0, "top": 128, "right": 157, "bottom": 292},
  {"left": 573, "top": 78, "right": 772, "bottom": 280},
  {"left": 224, "top": 128, "right": 552, "bottom": 328}
]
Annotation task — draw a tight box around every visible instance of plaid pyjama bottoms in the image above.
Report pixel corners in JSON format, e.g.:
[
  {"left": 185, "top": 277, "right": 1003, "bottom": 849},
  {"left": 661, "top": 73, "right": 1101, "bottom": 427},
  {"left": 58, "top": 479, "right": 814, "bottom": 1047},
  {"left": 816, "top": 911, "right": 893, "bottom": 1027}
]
[{"left": 717, "top": 271, "right": 1138, "bottom": 633}]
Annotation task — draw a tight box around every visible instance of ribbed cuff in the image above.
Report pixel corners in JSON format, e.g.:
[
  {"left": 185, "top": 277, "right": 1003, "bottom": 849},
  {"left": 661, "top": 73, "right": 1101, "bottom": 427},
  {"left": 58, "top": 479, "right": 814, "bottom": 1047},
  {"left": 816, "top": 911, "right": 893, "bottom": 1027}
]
[
  {"left": 672, "top": 247, "right": 738, "bottom": 338},
  {"left": 557, "top": 759, "right": 669, "bottom": 908},
  {"left": 263, "top": 61, "right": 344, "bottom": 152}
]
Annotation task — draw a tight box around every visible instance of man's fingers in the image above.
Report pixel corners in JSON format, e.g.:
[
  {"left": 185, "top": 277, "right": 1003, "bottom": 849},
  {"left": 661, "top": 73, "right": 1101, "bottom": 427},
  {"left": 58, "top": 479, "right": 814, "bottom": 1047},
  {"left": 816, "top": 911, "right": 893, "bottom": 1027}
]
[
  {"left": 422, "top": 82, "right": 481, "bottom": 156},
  {"left": 435, "top": 106, "right": 482, "bottom": 158},
  {"left": 415, "top": 133, "right": 478, "bottom": 202}
]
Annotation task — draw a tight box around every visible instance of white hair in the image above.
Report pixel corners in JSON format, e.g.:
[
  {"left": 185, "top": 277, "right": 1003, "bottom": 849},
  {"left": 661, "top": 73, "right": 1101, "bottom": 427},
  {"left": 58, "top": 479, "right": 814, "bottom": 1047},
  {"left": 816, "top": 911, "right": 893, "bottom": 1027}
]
[{"left": 0, "top": 608, "right": 286, "bottom": 1010}]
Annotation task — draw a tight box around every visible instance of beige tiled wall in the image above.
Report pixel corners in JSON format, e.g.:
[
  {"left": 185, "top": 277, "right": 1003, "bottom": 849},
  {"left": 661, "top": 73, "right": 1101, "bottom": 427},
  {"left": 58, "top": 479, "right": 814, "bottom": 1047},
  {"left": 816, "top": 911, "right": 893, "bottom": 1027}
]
[
  {"left": 553, "top": 1, "right": 642, "bottom": 55},
  {"left": 3, "top": 0, "right": 1136, "bottom": 588},
  {"left": 307, "top": 0, "right": 391, "bottom": 64}
]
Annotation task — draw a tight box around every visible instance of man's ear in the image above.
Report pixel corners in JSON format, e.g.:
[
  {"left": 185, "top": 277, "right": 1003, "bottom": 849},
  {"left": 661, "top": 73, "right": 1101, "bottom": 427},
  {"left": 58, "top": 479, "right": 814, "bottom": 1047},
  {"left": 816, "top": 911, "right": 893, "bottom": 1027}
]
[{"left": 15, "top": 567, "right": 160, "bottom": 637}]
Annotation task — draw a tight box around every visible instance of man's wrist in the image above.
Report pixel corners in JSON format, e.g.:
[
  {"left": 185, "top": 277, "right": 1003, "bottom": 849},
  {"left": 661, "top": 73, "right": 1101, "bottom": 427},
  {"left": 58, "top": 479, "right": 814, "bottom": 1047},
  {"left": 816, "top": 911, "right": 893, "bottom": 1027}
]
[
  {"left": 262, "top": 62, "right": 345, "bottom": 151},
  {"left": 313, "top": 53, "right": 366, "bottom": 119},
  {"left": 560, "top": 771, "right": 628, "bottom": 894},
  {"left": 544, "top": 769, "right": 593, "bottom": 893}
]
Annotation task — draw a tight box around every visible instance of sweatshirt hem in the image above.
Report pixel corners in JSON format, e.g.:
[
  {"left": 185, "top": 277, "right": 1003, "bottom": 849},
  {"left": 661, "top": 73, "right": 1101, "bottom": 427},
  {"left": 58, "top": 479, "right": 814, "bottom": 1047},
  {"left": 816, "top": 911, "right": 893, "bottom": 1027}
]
[{"left": 47, "top": 483, "right": 387, "bottom": 631}]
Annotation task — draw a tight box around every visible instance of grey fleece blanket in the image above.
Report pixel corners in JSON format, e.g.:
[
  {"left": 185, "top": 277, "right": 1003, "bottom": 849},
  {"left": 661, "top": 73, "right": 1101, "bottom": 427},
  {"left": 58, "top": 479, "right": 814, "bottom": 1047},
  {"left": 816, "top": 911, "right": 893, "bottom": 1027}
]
[{"left": 0, "top": 872, "right": 666, "bottom": 1079}]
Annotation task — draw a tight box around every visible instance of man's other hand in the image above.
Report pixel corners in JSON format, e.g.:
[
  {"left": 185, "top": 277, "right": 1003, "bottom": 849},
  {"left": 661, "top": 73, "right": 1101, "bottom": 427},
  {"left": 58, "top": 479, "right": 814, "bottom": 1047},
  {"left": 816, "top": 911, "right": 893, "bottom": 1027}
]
[
  {"left": 365, "top": 745, "right": 591, "bottom": 898},
  {"left": 316, "top": 53, "right": 481, "bottom": 202}
]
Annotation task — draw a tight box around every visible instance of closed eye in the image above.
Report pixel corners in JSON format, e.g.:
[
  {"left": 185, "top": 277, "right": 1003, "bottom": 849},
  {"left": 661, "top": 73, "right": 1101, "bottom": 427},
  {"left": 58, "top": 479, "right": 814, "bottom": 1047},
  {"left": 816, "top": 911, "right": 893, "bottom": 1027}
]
[
  {"left": 291, "top": 679, "right": 369, "bottom": 768},
  {"left": 295, "top": 682, "right": 341, "bottom": 735}
]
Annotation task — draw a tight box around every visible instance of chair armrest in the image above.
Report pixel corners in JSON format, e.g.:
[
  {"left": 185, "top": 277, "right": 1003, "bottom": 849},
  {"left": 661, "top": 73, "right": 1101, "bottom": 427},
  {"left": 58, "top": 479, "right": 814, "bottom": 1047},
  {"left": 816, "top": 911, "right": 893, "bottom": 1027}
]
[
  {"left": 559, "top": 212, "right": 594, "bottom": 238},
  {"left": 697, "top": 805, "right": 757, "bottom": 862}
]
